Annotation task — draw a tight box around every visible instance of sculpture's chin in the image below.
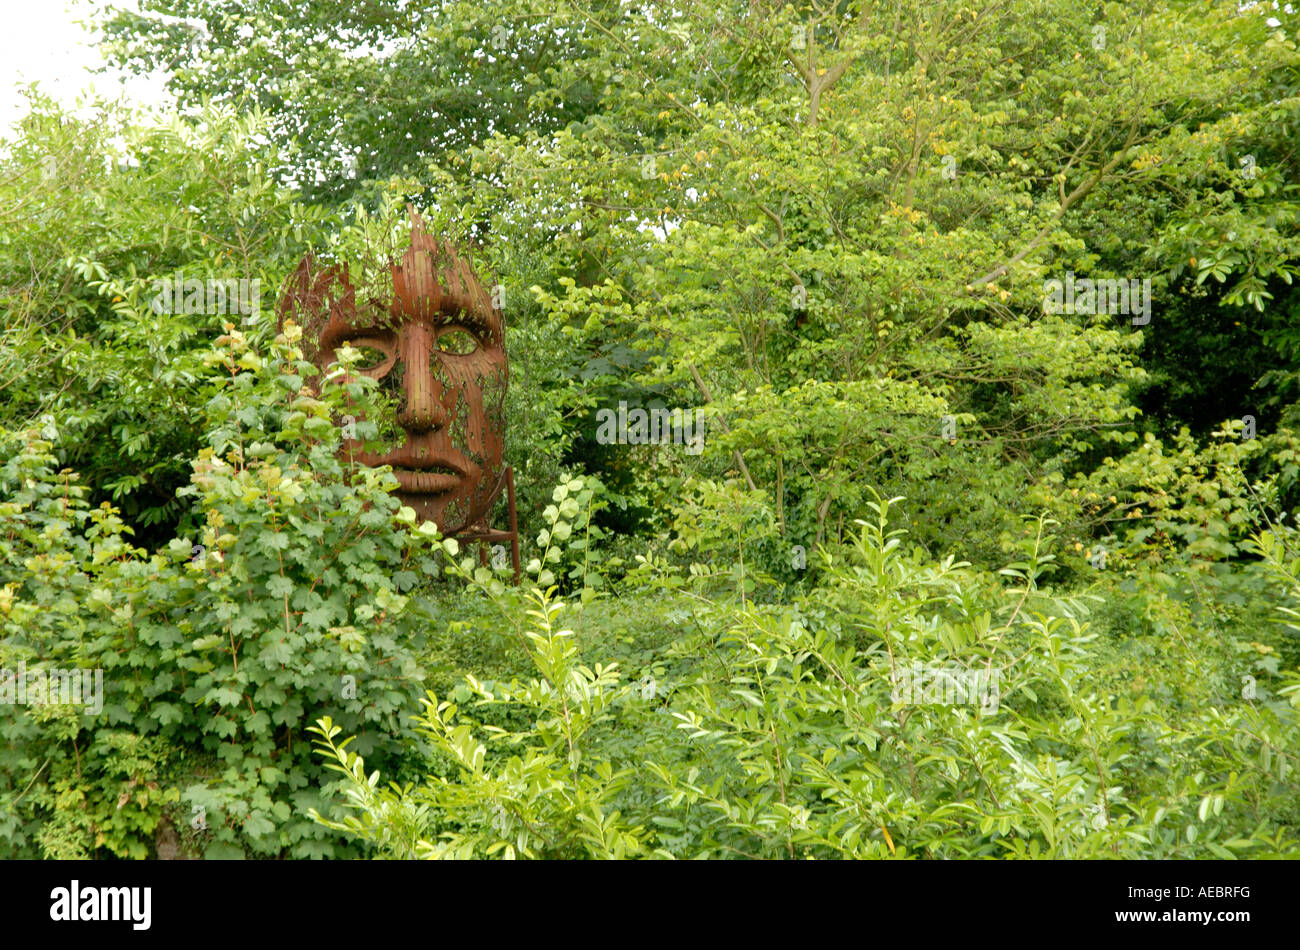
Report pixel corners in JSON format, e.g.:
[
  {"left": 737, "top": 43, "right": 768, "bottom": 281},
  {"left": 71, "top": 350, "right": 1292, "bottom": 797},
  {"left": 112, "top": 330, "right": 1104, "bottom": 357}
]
[{"left": 399, "top": 490, "right": 460, "bottom": 531}]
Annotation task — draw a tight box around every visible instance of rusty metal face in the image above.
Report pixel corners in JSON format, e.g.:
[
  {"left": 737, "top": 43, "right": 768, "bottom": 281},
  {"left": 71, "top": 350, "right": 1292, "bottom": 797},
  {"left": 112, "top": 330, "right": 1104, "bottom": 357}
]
[{"left": 279, "top": 213, "right": 507, "bottom": 535}]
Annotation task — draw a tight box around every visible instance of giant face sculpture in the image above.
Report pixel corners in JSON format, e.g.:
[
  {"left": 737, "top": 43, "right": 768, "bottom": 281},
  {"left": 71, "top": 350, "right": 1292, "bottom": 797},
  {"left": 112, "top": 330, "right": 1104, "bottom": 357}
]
[{"left": 280, "top": 216, "right": 508, "bottom": 535}]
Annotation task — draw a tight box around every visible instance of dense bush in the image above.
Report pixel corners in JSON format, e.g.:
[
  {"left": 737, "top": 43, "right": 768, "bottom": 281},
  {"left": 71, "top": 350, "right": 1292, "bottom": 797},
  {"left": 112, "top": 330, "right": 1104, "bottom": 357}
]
[
  {"left": 0, "top": 99, "right": 328, "bottom": 545},
  {"left": 0, "top": 324, "right": 445, "bottom": 857},
  {"left": 310, "top": 498, "right": 1299, "bottom": 858}
]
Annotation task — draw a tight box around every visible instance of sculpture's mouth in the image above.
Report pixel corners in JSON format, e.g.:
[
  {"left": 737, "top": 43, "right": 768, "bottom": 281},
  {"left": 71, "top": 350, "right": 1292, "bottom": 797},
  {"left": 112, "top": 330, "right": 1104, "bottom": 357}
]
[
  {"left": 390, "top": 467, "right": 463, "bottom": 495},
  {"left": 347, "top": 437, "right": 485, "bottom": 503},
  {"left": 369, "top": 446, "right": 475, "bottom": 496}
]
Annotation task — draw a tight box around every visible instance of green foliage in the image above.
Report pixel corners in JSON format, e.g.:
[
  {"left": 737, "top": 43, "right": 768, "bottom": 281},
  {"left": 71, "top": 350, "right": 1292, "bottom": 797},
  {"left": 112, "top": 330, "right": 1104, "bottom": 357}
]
[
  {"left": 313, "top": 498, "right": 1299, "bottom": 858},
  {"left": 0, "top": 324, "right": 442, "bottom": 858},
  {"left": 97, "top": 0, "right": 614, "bottom": 205},
  {"left": 1057, "top": 421, "right": 1295, "bottom": 569},
  {"left": 310, "top": 582, "right": 653, "bottom": 859},
  {"left": 525, "top": 474, "right": 609, "bottom": 594},
  {"left": 0, "top": 97, "right": 326, "bottom": 544}
]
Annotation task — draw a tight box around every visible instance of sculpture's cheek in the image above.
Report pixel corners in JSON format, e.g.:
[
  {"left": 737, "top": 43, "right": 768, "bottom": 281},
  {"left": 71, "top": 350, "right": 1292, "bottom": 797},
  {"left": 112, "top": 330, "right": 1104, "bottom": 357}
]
[{"left": 440, "top": 358, "right": 507, "bottom": 460}]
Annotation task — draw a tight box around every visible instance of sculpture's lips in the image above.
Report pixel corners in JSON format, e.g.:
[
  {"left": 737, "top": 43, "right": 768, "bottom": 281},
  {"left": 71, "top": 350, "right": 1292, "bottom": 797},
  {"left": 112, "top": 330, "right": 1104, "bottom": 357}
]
[
  {"left": 390, "top": 467, "right": 463, "bottom": 494},
  {"left": 350, "top": 444, "right": 476, "bottom": 495}
]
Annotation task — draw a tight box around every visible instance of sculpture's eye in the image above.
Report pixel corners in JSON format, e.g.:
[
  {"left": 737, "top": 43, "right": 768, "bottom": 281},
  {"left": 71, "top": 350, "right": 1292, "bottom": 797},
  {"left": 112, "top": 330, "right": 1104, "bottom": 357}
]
[
  {"left": 336, "top": 339, "right": 393, "bottom": 374},
  {"left": 351, "top": 345, "right": 389, "bottom": 370},
  {"left": 437, "top": 328, "right": 478, "bottom": 355}
]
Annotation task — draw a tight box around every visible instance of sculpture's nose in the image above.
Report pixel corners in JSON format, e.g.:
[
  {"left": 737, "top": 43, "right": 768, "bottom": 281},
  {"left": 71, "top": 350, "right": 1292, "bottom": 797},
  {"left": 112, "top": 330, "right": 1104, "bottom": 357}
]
[{"left": 396, "top": 323, "right": 449, "bottom": 432}]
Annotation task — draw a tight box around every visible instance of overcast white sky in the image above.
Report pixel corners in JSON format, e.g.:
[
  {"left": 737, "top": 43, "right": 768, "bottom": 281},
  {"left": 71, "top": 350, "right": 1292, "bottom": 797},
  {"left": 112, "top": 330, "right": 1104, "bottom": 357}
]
[{"left": 0, "top": 0, "right": 169, "bottom": 135}]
